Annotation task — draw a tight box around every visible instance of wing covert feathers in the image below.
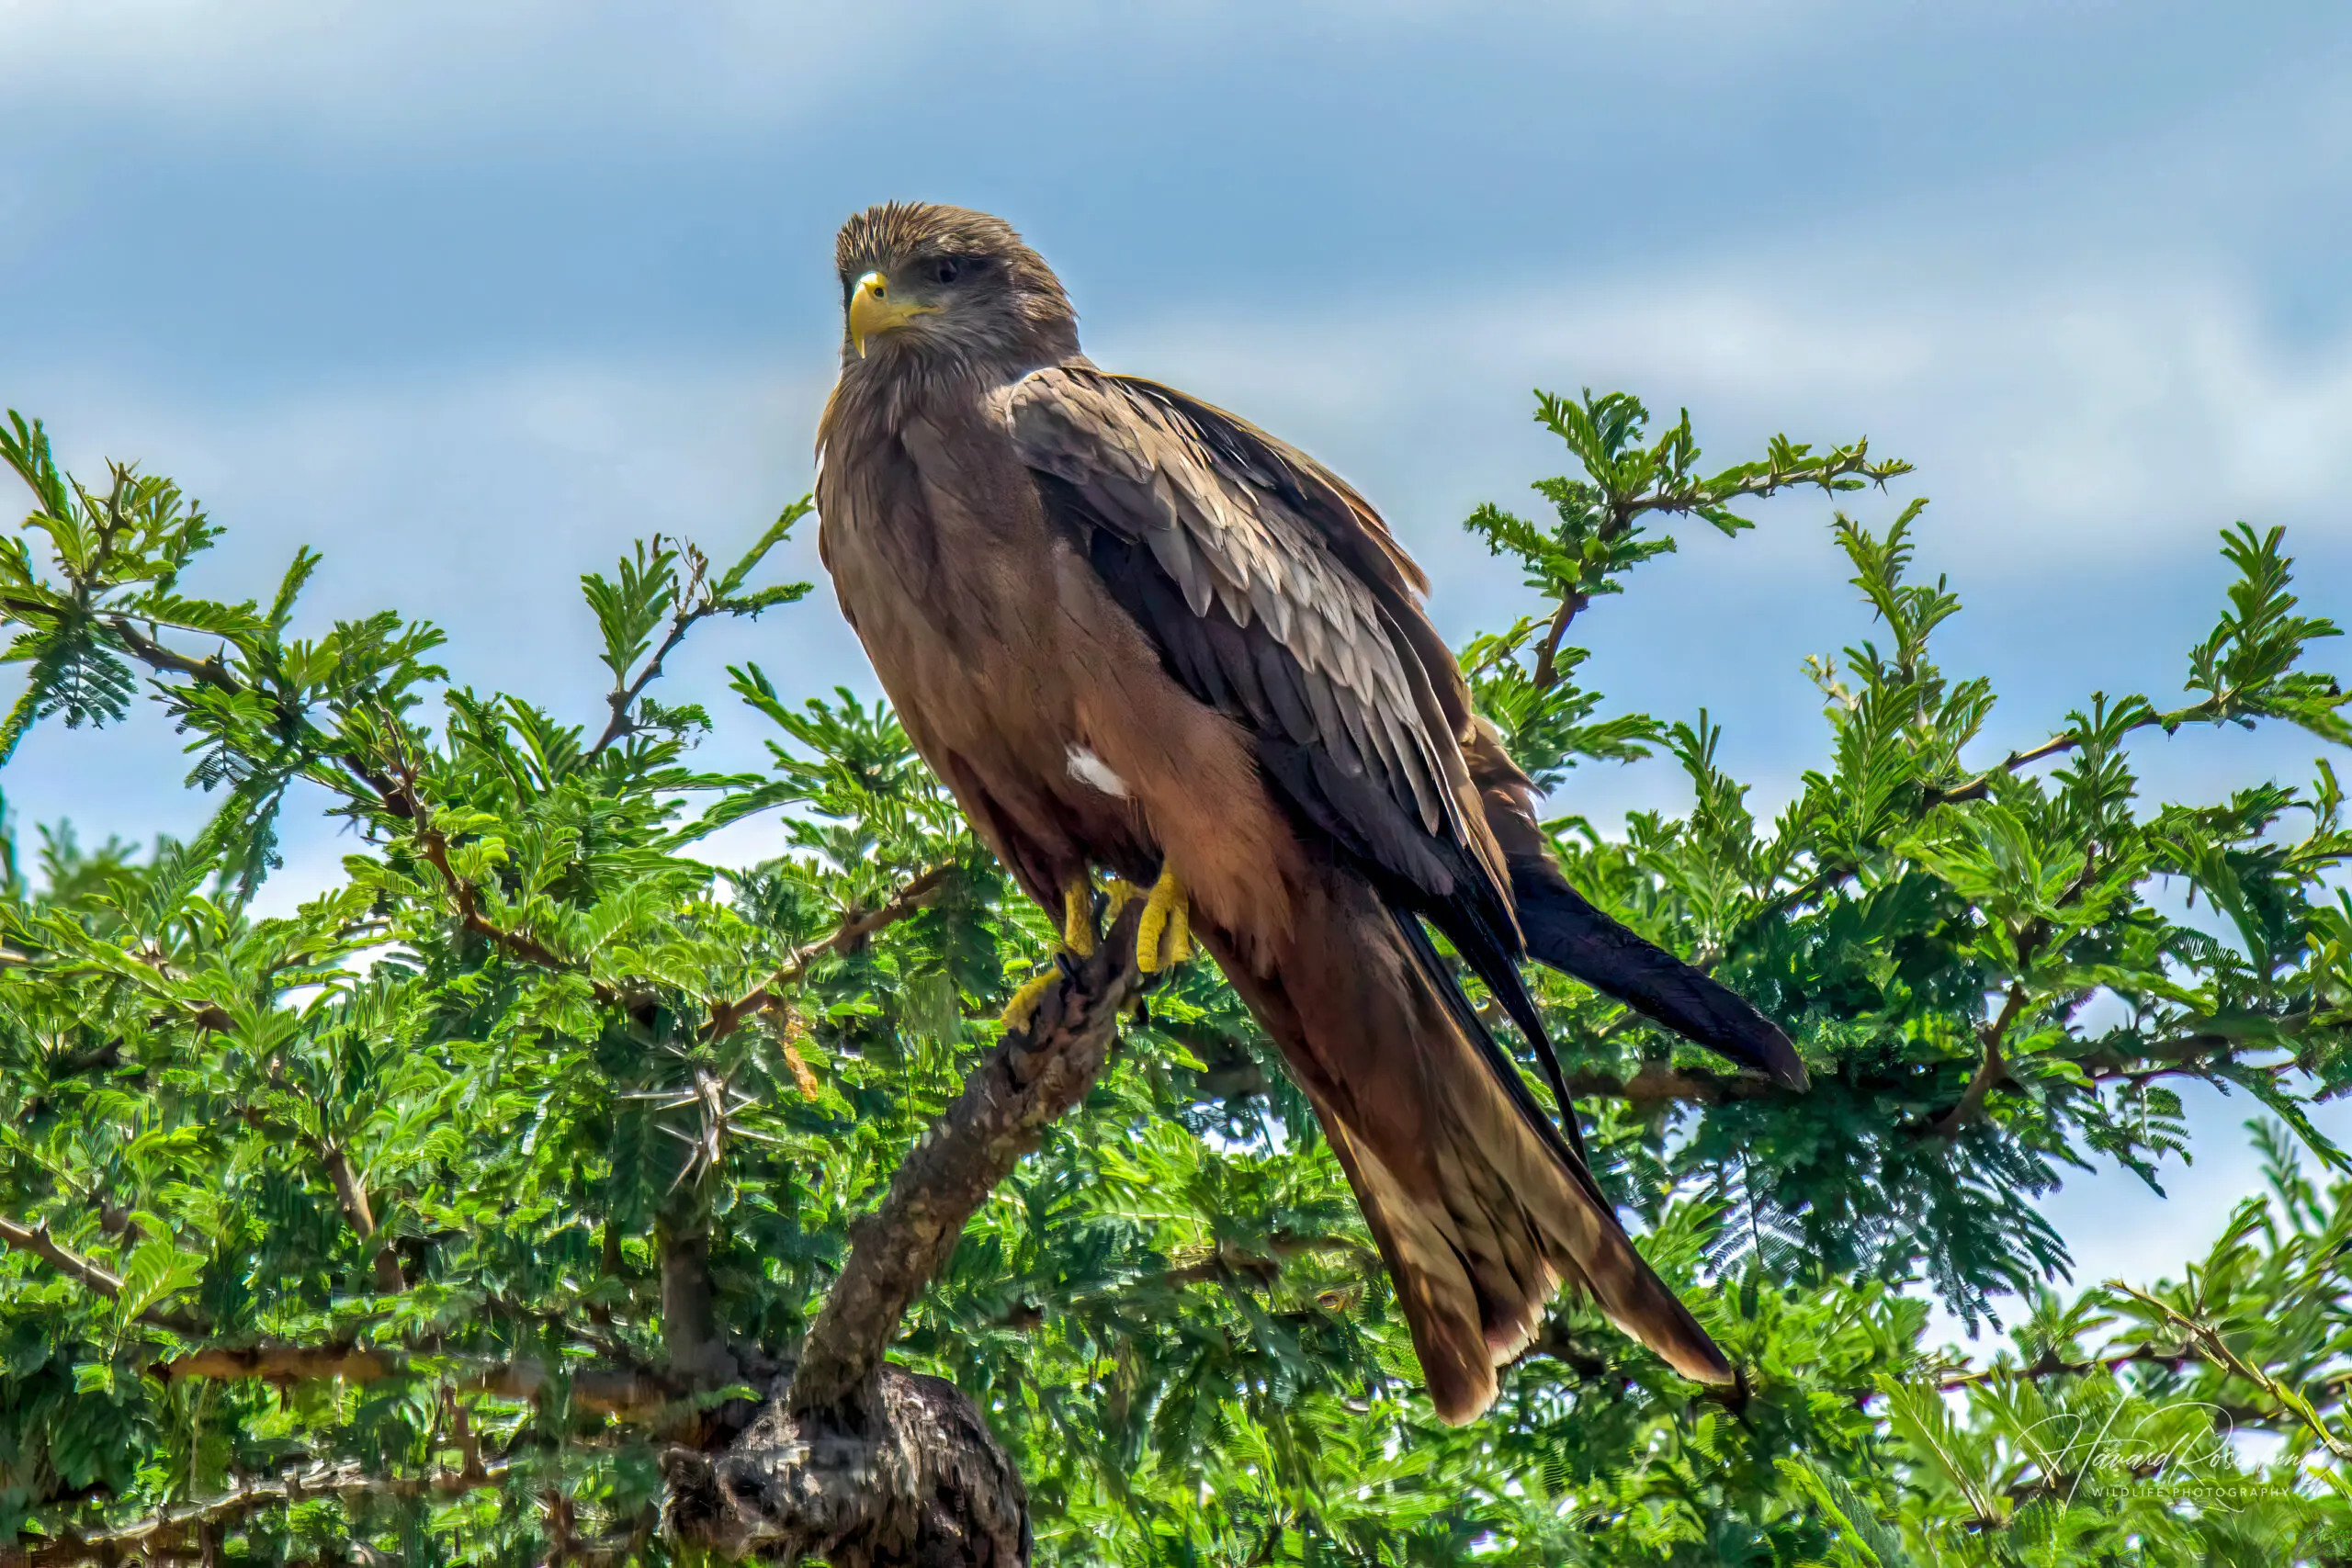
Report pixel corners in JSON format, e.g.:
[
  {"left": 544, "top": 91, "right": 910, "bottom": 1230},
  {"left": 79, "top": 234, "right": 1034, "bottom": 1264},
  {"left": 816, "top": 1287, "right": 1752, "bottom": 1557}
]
[
  {"left": 1009, "top": 367, "right": 1466, "bottom": 853},
  {"left": 1012, "top": 366, "right": 1549, "bottom": 1067}
]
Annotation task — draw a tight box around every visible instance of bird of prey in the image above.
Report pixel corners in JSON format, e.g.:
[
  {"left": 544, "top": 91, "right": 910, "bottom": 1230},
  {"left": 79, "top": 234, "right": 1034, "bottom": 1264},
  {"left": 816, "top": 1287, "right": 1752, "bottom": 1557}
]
[{"left": 814, "top": 202, "right": 1808, "bottom": 1423}]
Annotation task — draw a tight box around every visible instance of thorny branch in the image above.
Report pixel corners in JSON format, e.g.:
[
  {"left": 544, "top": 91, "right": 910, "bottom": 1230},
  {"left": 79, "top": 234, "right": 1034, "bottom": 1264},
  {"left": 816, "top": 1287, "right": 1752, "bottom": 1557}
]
[
  {"left": 701, "top": 865, "right": 954, "bottom": 1044},
  {"left": 2109, "top": 1281, "right": 2352, "bottom": 1462}
]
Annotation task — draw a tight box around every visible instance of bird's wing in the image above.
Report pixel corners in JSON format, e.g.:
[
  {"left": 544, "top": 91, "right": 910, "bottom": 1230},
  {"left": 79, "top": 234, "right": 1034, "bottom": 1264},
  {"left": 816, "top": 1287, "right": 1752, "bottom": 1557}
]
[{"left": 1006, "top": 366, "right": 1516, "bottom": 950}]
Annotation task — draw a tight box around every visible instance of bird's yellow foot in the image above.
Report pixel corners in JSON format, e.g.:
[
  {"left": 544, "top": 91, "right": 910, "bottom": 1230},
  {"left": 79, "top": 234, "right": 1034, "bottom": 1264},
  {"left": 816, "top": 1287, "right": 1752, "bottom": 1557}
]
[
  {"left": 1000, "top": 875, "right": 1102, "bottom": 1032},
  {"left": 1135, "top": 865, "right": 1191, "bottom": 974},
  {"left": 1103, "top": 875, "right": 1146, "bottom": 922},
  {"left": 999, "top": 968, "right": 1058, "bottom": 1033}
]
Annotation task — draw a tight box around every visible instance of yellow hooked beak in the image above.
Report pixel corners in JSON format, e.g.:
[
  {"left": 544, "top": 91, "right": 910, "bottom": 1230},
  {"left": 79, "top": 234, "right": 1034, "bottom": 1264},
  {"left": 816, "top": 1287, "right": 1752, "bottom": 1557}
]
[{"left": 848, "top": 271, "right": 936, "bottom": 356}]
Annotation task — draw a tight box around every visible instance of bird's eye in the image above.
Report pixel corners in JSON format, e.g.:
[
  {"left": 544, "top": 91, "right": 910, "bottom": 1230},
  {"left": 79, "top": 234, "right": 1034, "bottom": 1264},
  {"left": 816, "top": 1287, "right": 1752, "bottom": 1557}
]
[{"left": 930, "top": 257, "right": 963, "bottom": 285}]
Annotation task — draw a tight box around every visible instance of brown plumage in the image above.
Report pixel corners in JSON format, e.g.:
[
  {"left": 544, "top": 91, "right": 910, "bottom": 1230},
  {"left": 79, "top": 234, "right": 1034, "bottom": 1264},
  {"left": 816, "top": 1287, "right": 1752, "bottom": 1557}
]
[{"left": 814, "top": 201, "right": 1783, "bottom": 1423}]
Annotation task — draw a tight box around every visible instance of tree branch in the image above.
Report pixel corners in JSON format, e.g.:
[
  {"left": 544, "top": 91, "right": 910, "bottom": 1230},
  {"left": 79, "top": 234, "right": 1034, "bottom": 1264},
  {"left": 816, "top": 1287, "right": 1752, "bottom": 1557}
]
[
  {"left": 318, "top": 1141, "right": 406, "bottom": 1295},
  {"left": 1529, "top": 443, "right": 1902, "bottom": 692},
  {"left": 1532, "top": 592, "right": 1584, "bottom": 693},
  {"left": 0, "top": 1460, "right": 516, "bottom": 1568},
  {"left": 789, "top": 899, "right": 1145, "bottom": 1413},
  {"left": 0, "top": 1213, "right": 202, "bottom": 1336},
  {"left": 106, "top": 616, "right": 416, "bottom": 826},
  {"left": 663, "top": 1367, "right": 1029, "bottom": 1567},
  {"left": 1564, "top": 1061, "right": 1773, "bottom": 1106},
  {"left": 2109, "top": 1281, "right": 2352, "bottom": 1462},
  {"left": 1160, "top": 1233, "right": 1372, "bottom": 1288},
  {"left": 153, "top": 1343, "right": 673, "bottom": 1419},
  {"left": 587, "top": 601, "right": 709, "bottom": 760},
  {"left": 101, "top": 603, "right": 432, "bottom": 838},
  {"left": 213, "top": 1105, "right": 410, "bottom": 1295},
  {"left": 413, "top": 821, "right": 607, "bottom": 990},
  {"left": 1925, "top": 735, "right": 2082, "bottom": 807},
  {"left": 1618, "top": 445, "right": 1902, "bottom": 527},
  {"left": 1923, "top": 839, "right": 2123, "bottom": 1140},
  {"left": 1926, "top": 981, "right": 2030, "bottom": 1139},
  {"left": 105, "top": 617, "right": 240, "bottom": 694},
  {"left": 700, "top": 865, "right": 953, "bottom": 1044},
  {"left": 663, "top": 905, "right": 1146, "bottom": 1562},
  {"left": 2074, "top": 1030, "right": 2251, "bottom": 1086},
  {"left": 1544, "top": 1019, "right": 2264, "bottom": 1113},
  {"left": 658, "top": 1215, "right": 737, "bottom": 1391},
  {"left": 394, "top": 777, "right": 627, "bottom": 1008},
  {"left": 1932, "top": 1341, "right": 2194, "bottom": 1393},
  {"left": 1926, "top": 697, "right": 2223, "bottom": 807}
]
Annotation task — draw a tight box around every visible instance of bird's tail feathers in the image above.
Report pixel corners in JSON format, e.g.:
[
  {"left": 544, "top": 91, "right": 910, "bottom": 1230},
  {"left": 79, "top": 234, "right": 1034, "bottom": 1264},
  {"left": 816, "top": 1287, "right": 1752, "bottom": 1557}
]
[
  {"left": 1216, "top": 884, "right": 1731, "bottom": 1426},
  {"left": 1511, "top": 866, "right": 1810, "bottom": 1090}
]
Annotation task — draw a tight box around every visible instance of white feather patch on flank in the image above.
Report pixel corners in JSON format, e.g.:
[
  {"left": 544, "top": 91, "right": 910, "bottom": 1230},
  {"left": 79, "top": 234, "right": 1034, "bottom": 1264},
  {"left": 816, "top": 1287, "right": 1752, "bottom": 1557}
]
[{"left": 1065, "top": 745, "right": 1131, "bottom": 798}]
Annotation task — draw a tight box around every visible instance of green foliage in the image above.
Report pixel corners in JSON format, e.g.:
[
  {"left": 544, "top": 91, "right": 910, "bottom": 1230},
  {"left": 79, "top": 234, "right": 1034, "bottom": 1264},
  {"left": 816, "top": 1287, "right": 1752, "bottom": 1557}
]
[
  {"left": 1461, "top": 389, "right": 1911, "bottom": 788},
  {"left": 3, "top": 395, "right": 2348, "bottom": 1564}
]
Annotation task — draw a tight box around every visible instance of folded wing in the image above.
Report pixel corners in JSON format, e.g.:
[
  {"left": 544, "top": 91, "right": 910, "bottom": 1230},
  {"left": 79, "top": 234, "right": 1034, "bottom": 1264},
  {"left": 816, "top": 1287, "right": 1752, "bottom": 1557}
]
[{"left": 1008, "top": 367, "right": 1535, "bottom": 1018}]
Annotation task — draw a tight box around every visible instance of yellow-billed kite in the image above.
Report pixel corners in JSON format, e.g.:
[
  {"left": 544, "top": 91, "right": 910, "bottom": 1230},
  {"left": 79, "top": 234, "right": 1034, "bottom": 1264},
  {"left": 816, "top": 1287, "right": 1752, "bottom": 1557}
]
[{"left": 815, "top": 202, "right": 1806, "bottom": 1422}]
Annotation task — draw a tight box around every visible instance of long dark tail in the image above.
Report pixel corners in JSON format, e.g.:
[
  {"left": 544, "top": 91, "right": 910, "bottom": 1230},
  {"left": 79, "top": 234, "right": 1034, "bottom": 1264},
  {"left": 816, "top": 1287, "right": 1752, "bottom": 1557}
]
[
  {"left": 1463, "top": 718, "right": 1810, "bottom": 1090},
  {"left": 1511, "top": 863, "right": 1809, "bottom": 1088},
  {"left": 1204, "top": 866, "right": 1733, "bottom": 1424}
]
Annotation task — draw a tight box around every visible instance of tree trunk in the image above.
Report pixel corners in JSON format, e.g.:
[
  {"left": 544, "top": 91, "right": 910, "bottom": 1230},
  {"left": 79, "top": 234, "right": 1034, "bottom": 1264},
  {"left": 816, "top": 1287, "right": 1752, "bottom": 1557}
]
[{"left": 662, "top": 1366, "right": 1027, "bottom": 1567}]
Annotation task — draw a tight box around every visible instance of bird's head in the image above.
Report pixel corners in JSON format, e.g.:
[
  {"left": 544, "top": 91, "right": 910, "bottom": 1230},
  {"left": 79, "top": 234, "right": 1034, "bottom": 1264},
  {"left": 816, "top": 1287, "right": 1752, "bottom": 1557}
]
[{"left": 833, "top": 202, "right": 1080, "bottom": 378}]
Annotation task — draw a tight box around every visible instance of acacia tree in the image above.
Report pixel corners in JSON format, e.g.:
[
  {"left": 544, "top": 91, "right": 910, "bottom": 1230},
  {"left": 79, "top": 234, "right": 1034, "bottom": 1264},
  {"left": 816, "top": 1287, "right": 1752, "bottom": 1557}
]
[{"left": 0, "top": 392, "right": 2348, "bottom": 1566}]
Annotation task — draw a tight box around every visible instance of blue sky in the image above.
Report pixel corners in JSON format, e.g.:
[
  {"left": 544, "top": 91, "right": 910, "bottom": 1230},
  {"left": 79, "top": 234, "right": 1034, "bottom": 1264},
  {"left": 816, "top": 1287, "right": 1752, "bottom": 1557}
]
[{"left": 5, "top": 1, "right": 2351, "bottom": 1338}]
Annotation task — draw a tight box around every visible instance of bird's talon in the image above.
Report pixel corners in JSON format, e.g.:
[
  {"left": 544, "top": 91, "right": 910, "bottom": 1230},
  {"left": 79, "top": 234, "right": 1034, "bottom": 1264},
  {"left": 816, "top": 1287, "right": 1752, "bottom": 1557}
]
[
  {"left": 999, "top": 968, "right": 1056, "bottom": 1033},
  {"left": 1103, "top": 876, "right": 1146, "bottom": 920}
]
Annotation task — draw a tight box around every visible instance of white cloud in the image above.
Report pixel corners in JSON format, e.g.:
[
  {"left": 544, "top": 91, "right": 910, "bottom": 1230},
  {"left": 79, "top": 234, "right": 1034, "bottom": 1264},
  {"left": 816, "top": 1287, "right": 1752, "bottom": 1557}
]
[
  {"left": 0, "top": 0, "right": 1890, "bottom": 142},
  {"left": 0, "top": 1, "right": 873, "bottom": 137},
  {"left": 1106, "top": 254, "right": 2352, "bottom": 566}
]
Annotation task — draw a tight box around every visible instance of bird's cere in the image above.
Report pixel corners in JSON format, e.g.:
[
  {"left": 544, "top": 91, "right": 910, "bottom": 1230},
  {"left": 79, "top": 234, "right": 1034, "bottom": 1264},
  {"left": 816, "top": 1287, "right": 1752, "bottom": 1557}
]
[{"left": 1064, "top": 745, "right": 1131, "bottom": 798}]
